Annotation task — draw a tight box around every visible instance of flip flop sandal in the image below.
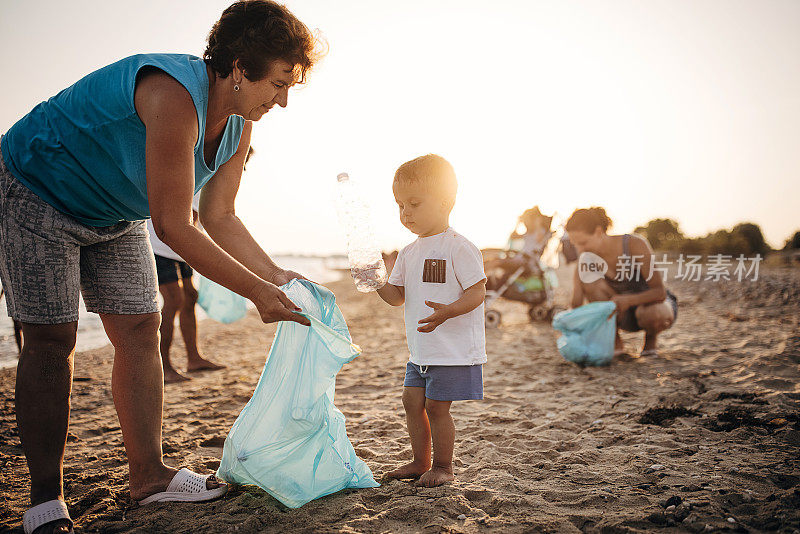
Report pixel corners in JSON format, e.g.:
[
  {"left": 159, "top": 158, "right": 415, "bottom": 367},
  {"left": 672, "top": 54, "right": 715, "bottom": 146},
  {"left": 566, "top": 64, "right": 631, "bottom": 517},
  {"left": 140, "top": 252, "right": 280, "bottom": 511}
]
[
  {"left": 23, "top": 499, "right": 74, "bottom": 534},
  {"left": 138, "top": 468, "right": 228, "bottom": 505}
]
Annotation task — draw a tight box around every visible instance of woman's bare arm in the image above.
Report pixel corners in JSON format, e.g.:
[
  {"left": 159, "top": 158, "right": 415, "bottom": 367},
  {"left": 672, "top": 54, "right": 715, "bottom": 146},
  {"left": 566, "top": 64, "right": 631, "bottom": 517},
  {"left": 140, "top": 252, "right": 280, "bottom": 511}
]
[
  {"left": 625, "top": 235, "right": 668, "bottom": 306},
  {"left": 136, "top": 70, "right": 307, "bottom": 325},
  {"left": 197, "top": 122, "right": 292, "bottom": 284},
  {"left": 571, "top": 265, "right": 585, "bottom": 308}
]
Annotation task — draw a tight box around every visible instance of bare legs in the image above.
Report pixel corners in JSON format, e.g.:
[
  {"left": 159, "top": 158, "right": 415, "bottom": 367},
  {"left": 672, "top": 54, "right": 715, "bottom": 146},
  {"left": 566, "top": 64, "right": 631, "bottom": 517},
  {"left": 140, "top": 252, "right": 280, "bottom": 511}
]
[
  {"left": 635, "top": 302, "right": 675, "bottom": 353},
  {"left": 15, "top": 311, "right": 220, "bottom": 534},
  {"left": 385, "top": 387, "right": 455, "bottom": 487},
  {"left": 15, "top": 322, "right": 77, "bottom": 534},
  {"left": 385, "top": 387, "right": 430, "bottom": 479},
  {"left": 100, "top": 313, "right": 177, "bottom": 498},
  {"left": 158, "top": 282, "right": 190, "bottom": 383},
  {"left": 181, "top": 277, "right": 224, "bottom": 372},
  {"left": 418, "top": 398, "right": 455, "bottom": 487},
  {"left": 99, "top": 312, "right": 221, "bottom": 501},
  {"left": 159, "top": 277, "right": 223, "bottom": 383}
]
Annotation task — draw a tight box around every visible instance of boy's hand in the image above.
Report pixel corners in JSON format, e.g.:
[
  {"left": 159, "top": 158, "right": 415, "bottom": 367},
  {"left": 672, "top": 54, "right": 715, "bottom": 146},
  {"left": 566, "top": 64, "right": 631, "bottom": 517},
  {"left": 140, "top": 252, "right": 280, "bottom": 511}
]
[{"left": 418, "top": 301, "right": 451, "bottom": 333}]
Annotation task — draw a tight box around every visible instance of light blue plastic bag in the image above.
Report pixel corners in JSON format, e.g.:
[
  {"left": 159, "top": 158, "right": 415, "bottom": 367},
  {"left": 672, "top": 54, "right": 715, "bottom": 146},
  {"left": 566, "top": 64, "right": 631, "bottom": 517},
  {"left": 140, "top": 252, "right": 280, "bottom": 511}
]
[
  {"left": 551, "top": 301, "right": 617, "bottom": 366},
  {"left": 217, "top": 279, "right": 379, "bottom": 508},
  {"left": 196, "top": 275, "right": 247, "bottom": 324}
]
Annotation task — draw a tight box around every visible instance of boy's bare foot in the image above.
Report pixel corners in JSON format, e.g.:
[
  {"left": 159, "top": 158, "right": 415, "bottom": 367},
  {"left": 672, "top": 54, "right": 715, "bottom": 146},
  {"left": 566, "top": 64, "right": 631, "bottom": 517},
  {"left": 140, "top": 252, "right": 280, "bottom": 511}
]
[
  {"left": 186, "top": 356, "right": 225, "bottom": 372},
  {"left": 417, "top": 465, "right": 454, "bottom": 487},
  {"left": 383, "top": 461, "right": 430, "bottom": 480},
  {"left": 164, "top": 367, "right": 191, "bottom": 383}
]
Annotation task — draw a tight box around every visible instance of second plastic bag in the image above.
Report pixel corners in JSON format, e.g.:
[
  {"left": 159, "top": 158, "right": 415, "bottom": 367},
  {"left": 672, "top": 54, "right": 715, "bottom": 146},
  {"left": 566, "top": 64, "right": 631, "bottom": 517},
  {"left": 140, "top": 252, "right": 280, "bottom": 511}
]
[
  {"left": 551, "top": 301, "right": 617, "bottom": 366},
  {"left": 196, "top": 275, "right": 248, "bottom": 324},
  {"left": 216, "top": 279, "right": 379, "bottom": 508}
]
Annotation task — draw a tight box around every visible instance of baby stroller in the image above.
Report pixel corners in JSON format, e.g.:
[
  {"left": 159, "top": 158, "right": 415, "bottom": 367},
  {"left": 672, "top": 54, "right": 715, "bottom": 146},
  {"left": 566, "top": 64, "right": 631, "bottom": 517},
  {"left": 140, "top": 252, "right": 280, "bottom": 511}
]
[{"left": 482, "top": 207, "right": 561, "bottom": 328}]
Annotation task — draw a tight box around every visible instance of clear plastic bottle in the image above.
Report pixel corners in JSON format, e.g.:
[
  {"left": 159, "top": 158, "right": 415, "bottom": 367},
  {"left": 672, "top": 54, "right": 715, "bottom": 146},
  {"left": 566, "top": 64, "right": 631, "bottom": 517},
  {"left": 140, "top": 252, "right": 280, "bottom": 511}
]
[{"left": 335, "top": 172, "right": 387, "bottom": 292}]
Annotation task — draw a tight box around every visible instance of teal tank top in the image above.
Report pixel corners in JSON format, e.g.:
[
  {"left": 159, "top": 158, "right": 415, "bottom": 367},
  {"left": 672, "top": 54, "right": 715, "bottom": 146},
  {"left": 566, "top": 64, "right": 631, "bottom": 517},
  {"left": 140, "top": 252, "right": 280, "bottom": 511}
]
[{"left": 0, "top": 53, "right": 245, "bottom": 226}]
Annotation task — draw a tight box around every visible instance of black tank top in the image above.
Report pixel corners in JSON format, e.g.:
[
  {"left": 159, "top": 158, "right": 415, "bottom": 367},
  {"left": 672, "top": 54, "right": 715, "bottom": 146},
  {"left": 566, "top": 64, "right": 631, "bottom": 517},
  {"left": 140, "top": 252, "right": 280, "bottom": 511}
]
[{"left": 604, "top": 234, "right": 650, "bottom": 294}]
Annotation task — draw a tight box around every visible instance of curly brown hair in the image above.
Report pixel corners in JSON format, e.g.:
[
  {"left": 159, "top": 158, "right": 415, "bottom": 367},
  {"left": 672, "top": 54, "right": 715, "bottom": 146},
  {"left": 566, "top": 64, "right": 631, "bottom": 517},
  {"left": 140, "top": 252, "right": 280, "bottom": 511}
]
[{"left": 204, "top": 0, "right": 321, "bottom": 83}]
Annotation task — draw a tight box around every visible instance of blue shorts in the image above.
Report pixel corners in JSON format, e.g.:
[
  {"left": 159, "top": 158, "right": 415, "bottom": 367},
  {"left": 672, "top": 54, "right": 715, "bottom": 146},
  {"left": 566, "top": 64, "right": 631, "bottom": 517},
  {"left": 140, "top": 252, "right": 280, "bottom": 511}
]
[{"left": 403, "top": 362, "right": 483, "bottom": 401}]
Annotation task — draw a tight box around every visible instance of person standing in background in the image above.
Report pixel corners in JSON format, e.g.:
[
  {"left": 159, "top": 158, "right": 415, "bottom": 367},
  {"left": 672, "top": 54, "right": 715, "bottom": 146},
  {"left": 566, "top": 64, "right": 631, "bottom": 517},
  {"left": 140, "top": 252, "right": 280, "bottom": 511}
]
[
  {"left": 146, "top": 193, "right": 224, "bottom": 383},
  {"left": 148, "top": 147, "right": 254, "bottom": 383}
]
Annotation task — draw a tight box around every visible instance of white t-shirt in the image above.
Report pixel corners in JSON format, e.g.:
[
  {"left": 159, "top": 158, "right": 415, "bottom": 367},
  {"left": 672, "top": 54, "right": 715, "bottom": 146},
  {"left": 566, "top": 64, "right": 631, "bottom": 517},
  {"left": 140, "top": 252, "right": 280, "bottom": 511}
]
[
  {"left": 147, "top": 192, "right": 201, "bottom": 262},
  {"left": 388, "top": 227, "right": 487, "bottom": 366}
]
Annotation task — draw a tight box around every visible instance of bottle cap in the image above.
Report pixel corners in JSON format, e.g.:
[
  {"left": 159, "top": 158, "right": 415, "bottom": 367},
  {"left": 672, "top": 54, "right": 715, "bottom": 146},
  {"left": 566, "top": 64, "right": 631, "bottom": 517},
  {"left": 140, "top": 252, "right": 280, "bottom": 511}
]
[{"left": 336, "top": 172, "right": 350, "bottom": 182}]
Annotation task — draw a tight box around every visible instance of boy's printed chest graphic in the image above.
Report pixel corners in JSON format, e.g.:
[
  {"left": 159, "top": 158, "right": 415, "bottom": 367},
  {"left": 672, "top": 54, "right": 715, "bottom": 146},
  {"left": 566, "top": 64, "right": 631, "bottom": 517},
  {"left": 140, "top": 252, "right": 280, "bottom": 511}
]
[{"left": 423, "top": 258, "right": 447, "bottom": 283}]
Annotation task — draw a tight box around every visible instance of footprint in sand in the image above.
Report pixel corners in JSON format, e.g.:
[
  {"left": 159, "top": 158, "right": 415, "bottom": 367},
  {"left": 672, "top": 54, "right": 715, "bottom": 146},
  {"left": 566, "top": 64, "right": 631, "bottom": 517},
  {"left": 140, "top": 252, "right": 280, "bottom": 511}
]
[{"left": 200, "top": 435, "right": 226, "bottom": 448}]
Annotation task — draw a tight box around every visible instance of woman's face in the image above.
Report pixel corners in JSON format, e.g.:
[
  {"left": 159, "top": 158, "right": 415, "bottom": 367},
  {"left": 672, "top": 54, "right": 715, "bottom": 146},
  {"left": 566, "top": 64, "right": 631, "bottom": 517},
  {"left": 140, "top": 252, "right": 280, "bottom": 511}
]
[
  {"left": 235, "top": 59, "right": 295, "bottom": 121},
  {"left": 567, "top": 228, "right": 605, "bottom": 254}
]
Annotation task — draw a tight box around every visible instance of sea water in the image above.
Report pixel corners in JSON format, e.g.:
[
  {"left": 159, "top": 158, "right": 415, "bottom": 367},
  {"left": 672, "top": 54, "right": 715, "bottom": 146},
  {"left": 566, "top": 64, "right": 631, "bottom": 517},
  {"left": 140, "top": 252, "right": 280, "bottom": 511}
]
[{"left": 0, "top": 255, "right": 343, "bottom": 369}]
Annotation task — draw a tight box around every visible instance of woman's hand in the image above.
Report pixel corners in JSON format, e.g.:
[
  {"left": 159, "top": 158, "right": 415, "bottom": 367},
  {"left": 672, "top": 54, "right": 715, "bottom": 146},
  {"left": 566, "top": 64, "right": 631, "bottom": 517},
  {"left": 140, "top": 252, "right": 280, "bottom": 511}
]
[
  {"left": 270, "top": 269, "right": 312, "bottom": 286},
  {"left": 249, "top": 281, "right": 310, "bottom": 326},
  {"left": 609, "top": 294, "right": 635, "bottom": 319}
]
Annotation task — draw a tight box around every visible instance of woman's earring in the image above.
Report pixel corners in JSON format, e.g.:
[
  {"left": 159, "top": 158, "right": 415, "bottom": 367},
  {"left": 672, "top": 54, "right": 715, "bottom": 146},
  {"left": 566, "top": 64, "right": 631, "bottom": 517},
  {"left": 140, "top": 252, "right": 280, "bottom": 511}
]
[{"left": 234, "top": 84, "right": 240, "bottom": 91}]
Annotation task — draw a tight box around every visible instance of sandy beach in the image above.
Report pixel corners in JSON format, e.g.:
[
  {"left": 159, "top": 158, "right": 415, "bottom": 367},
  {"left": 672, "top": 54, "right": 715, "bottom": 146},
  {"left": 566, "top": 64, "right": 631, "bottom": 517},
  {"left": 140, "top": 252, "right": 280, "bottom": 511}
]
[{"left": 1, "top": 267, "right": 799, "bottom": 533}]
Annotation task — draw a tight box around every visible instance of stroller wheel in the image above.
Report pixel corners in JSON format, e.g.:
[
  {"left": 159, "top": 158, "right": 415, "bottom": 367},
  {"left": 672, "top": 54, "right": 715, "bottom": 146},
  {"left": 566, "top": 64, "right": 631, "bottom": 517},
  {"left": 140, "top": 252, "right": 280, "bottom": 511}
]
[
  {"left": 529, "top": 306, "right": 552, "bottom": 322},
  {"left": 485, "top": 309, "right": 502, "bottom": 328}
]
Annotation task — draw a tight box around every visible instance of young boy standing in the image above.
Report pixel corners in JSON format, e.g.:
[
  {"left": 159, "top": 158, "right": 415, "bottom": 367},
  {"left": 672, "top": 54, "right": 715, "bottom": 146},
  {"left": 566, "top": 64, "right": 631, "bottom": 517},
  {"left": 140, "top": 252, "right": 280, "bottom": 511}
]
[{"left": 377, "top": 154, "right": 487, "bottom": 487}]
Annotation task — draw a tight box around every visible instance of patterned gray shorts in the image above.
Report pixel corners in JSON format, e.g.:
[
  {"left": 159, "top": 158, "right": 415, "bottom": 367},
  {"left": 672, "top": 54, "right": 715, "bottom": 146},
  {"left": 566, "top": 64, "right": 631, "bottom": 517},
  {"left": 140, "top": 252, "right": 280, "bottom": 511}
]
[{"left": 0, "top": 150, "right": 158, "bottom": 324}]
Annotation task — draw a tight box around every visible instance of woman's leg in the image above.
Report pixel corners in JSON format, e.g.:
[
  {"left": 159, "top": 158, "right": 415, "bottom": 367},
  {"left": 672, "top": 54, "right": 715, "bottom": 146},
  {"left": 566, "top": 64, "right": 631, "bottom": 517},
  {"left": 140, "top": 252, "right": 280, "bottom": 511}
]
[
  {"left": 15, "top": 322, "right": 77, "bottom": 534},
  {"left": 635, "top": 301, "right": 675, "bottom": 353},
  {"left": 100, "top": 312, "right": 223, "bottom": 500},
  {"left": 101, "top": 312, "right": 173, "bottom": 500},
  {"left": 1, "top": 166, "right": 83, "bottom": 533},
  {"left": 85, "top": 219, "right": 223, "bottom": 502},
  {"left": 158, "top": 282, "right": 189, "bottom": 383}
]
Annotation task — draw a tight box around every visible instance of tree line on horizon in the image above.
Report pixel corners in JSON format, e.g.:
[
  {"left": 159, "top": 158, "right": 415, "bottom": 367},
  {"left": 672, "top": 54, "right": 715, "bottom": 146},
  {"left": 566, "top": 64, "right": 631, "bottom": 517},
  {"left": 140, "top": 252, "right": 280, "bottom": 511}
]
[{"left": 633, "top": 219, "right": 800, "bottom": 257}]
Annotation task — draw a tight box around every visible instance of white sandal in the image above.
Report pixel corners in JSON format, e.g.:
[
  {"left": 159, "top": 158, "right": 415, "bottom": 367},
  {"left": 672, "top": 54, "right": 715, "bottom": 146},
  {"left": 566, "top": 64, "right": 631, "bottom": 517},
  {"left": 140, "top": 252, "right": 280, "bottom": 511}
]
[
  {"left": 138, "top": 468, "right": 227, "bottom": 505},
  {"left": 23, "top": 499, "right": 74, "bottom": 534}
]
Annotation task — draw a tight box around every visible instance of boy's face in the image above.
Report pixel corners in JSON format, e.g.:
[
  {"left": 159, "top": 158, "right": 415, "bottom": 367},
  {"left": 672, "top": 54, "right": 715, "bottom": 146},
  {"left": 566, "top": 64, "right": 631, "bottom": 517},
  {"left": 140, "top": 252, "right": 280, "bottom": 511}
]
[{"left": 393, "top": 180, "right": 451, "bottom": 237}]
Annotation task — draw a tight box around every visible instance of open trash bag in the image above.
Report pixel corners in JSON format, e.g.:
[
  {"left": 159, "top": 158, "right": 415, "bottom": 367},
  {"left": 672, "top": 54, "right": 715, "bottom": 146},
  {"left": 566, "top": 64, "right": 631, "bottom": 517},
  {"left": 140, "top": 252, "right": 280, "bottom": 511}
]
[
  {"left": 196, "top": 275, "right": 247, "bottom": 324},
  {"left": 216, "top": 279, "right": 379, "bottom": 508},
  {"left": 551, "top": 301, "right": 617, "bottom": 366}
]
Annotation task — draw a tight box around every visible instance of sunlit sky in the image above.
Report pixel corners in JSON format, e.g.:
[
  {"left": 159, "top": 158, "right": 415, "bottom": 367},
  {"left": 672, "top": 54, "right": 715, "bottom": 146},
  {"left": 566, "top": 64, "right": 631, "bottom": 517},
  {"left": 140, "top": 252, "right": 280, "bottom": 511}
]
[{"left": 1, "top": 0, "right": 798, "bottom": 255}]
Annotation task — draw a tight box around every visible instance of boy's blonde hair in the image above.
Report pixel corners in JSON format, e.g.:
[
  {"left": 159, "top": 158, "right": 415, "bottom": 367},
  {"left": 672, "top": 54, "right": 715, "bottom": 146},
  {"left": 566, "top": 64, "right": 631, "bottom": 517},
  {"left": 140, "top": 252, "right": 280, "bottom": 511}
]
[{"left": 394, "top": 154, "right": 458, "bottom": 206}]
